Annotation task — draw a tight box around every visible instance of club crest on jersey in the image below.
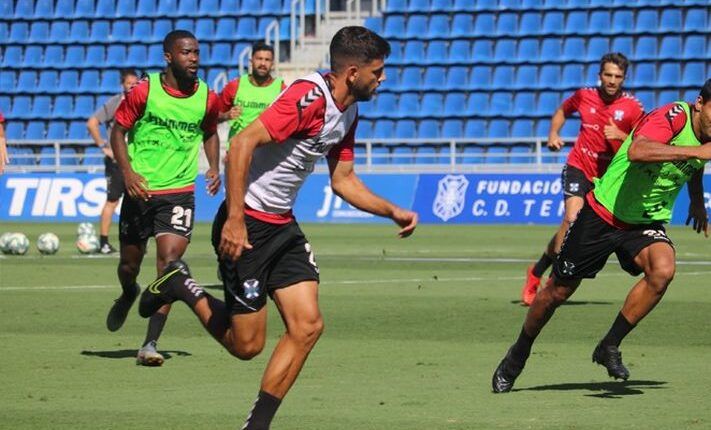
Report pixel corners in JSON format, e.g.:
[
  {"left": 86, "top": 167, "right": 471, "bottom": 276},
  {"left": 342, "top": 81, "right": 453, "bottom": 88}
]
[
  {"left": 614, "top": 110, "right": 624, "bottom": 121},
  {"left": 433, "top": 175, "right": 469, "bottom": 222},
  {"left": 243, "top": 279, "right": 261, "bottom": 300}
]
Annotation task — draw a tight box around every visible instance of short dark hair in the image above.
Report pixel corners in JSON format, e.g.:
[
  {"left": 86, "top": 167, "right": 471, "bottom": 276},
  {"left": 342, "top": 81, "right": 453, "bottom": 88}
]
[
  {"left": 599, "top": 52, "right": 630, "bottom": 76},
  {"left": 700, "top": 79, "right": 711, "bottom": 103},
  {"left": 163, "top": 30, "right": 196, "bottom": 52},
  {"left": 119, "top": 68, "right": 137, "bottom": 83},
  {"left": 251, "top": 42, "right": 274, "bottom": 56},
  {"left": 329, "top": 26, "right": 390, "bottom": 72}
]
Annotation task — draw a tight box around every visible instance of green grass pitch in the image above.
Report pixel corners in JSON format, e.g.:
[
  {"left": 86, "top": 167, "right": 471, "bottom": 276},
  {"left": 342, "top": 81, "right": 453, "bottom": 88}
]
[{"left": 1, "top": 222, "right": 711, "bottom": 429}]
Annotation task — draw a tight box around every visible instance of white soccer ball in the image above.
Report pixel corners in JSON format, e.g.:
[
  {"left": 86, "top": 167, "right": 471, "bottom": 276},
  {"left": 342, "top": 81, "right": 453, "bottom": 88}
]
[
  {"left": 0, "top": 232, "right": 13, "bottom": 253},
  {"left": 4, "top": 232, "right": 30, "bottom": 255},
  {"left": 37, "top": 232, "right": 60, "bottom": 255},
  {"left": 77, "top": 222, "right": 96, "bottom": 237},
  {"left": 76, "top": 233, "right": 100, "bottom": 254}
]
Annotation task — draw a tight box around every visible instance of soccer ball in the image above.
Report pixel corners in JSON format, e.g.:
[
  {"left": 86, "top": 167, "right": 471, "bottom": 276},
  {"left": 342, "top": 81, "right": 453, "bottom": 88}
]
[
  {"left": 0, "top": 232, "right": 12, "bottom": 253},
  {"left": 4, "top": 232, "right": 30, "bottom": 255},
  {"left": 76, "top": 234, "right": 100, "bottom": 254},
  {"left": 77, "top": 222, "right": 96, "bottom": 237},
  {"left": 37, "top": 232, "right": 60, "bottom": 255}
]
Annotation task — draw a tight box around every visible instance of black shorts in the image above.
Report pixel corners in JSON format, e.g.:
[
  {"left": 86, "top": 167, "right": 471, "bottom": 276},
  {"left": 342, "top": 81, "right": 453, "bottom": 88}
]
[
  {"left": 553, "top": 202, "right": 673, "bottom": 281},
  {"left": 211, "top": 201, "right": 320, "bottom": 315},
  {"left": 561, "top": 164, "right": 593, "bottom": 200},
  {"left": 119, "top": 192, "right": 195, "bottom": 244},
  {"left": 104, "top": 156, "right": 124, "bottom": 202}
]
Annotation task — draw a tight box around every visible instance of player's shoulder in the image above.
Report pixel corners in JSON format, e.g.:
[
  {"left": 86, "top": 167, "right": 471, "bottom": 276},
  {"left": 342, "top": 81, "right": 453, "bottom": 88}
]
[{"left": 279, "top": 79, "right": 327, "bottom": 111}]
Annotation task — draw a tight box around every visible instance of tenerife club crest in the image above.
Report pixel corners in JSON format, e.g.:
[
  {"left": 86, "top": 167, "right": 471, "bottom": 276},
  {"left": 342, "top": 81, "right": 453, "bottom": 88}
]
[
  {"left": 432, "top": 175, "right": 469, "bottom": 222},
  {"left": 243, "top": 279, "right": 261, "bottom": 300}
]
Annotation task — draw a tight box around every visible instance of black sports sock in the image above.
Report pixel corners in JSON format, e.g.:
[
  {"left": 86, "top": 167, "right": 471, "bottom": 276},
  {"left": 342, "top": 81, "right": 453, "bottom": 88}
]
[
  {"left": 601, "top": 312, "right": 636, "bottom": 347},
  {"left": 242, "top": 390, "right": 282, "bottom": 430},
  {"left": 161, "top": 270, "right": 206, "bottom": 308},
  {"left": 510, "top": 326, "right": 536, "bottom": 363},
  {"left": 142, "top": 312, "right": 167, "bottom": 347},
  {"left": 100, "top": 235, "right": 108, "bottom": 246},
  {"left": 532, "top": 253, "right": 554, "bottom": 278}
]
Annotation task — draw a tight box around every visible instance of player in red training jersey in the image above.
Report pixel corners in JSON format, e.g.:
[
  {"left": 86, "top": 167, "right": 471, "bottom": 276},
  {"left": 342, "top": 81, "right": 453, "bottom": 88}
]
[{"left": 521, "top": 53, "right": 644, "bottom": 305}]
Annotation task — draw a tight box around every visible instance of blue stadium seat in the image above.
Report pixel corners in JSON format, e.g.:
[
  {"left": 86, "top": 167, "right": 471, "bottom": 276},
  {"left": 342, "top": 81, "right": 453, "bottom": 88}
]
[
  {"left": 147, "top": 44, "right": 165, "bottom": 67},
  {"left": 238, "top": 0, "right": 259, "bottom": 14},
  {"left": 635, "top": 36, "right": 657, "bottom": 60},
  {"left": 100, "top": 71, "right": 120, "bottom": 93},
  {"left": 417, "top": 146, "right": 442, "bottom": 164},
  {"left": 52, "top": 95, "right": 74, "bottom": 119},
  {"left": 658, "top": 36, "right": 682, "bottom": 60},
  {"left": 29, "top": 22, "right": 50, "bottom": 42},
  {"left": 403, "top": 41, "right": 425, "bottom": 65},
  {"left": 586, "top": 37, "right": 609, "bottom": 61},
  {"left": 206, "top": 43, "right": 229, "bottom": 66},
  {"left": 380, "top": 67, "right": 400, "bottom": 91},
  {"left": 355, "top": 120, "right": 373, "bottom": 140},
  {"left": 25, "top": 122, "right": 46, "bottom": 140},
  {"left": 405, "top": 15, "right": 428, "bottom": 40},
  {"left": 72, "top": 95, "right": 94, "bottom": 119},
  {"left": 5, "top": 123, "right": 23, "bottom": 140},
  {"left": 430, "top": 0, "right": 453, "bottom": 12},
  {"left": 363, "top": 17, "right": 382, "bottom": 34},
  {"left": 38, "top": 146, "right": 57, "bottom": 167},
  {"left": 445, "top": 67, "right": 468, "bottom": 90},
  {"left": 0, "top": 72, "right": 13, "bottom": 93},
  {"left": 74, "top": 0, "right": 95, "bottom": 18},
  {"left": 635, "top": 10, "right": 658, "bottom": 33},
  {"left": 513, "top": 92, "right": 535, "bottom": 117},
  {"left": 220, "top": 0, "right": 239, "bottom": 15},
  {"left": 38, "top": 71, "right": 59, "bottom": 94},
  {"left": 383, "top": 16, "right": 405, "bottom": 39},
  {"left": 443, "top": 92, "right": 466, "bottom": 118},
  {"left": 195, "top": 18, "right": 215, "bottom": 40},
  {"left": 385, "top": 0, "right": 406, "bottom": 12},
  {"left": 49, "top": 21, "right": 70, "bottom": 42},
  {"left": 236, "top": 17, "right": 257, "bottom": 40},
  {"left": 373, "top": 120, "right": 395, "bottom": 139},
  {"left": 105, "top": 46, "right": 127, "bottom": 68},
  {"left": 152, "top": 19, "right": 172, "bottom": 41},
  {"left": 136, "top": 0, "right": 157, "bottom": 16},
  {"left": 407, "top": 0, "right": 430, "bottom": 12},
  {"left": 65, "top": 47, "right": 85, "bottom": 69},
  {"left": 461, "top": 144, "right": 484, "bottom": 164},
  {"left": 0, "top": 96, "right": 9, "bottom": 114},
  {"left": 634, "top": 91, "right": 654, "bottom": 111},
  {"left": 2, "top": 47, "right": 22, "bottom": 69},
  {"left": 58, "top": 71, "right": 80, "bottom": 94},
  {"left": 0, "top": 0, "right": 10, "bottom": 15},
  {"left": 494, "top": 40, "right": 516, "bottom": 63},
  {"left": 68, "top": 121, "right": 89, "bottom": 139},
  {"left": 633, "top": 63, "right": 656, "bottom": 88},
  {"left": 658, "top": 90, "right": 680, "bottom": 105},
  {"left": 11, "top": 96, "right": 33, "bottom": 120},
  {"left": 659, "top": 9, "right": 682, "bottom": 32},
  {"left": 453, "top": 0, "right": 476, "bottom": 11},
  {"left": 30, "top": 96, "right": 52, "bottom": 119},
  {"left": 684, "top": 8, "right": 707, "bottom": 31},
  {"left": 0, "top": 23, "right": 6, "bottom": 43},
  {"left": 419, "top": 94, "right": 444, "bottom": 118},
  {"left": 682, "top": 36, "right": 705, "bottom": 60},
  {"left": 130, "top": 20, "right": 151, "bottom": 42},
  {"left": 128, "top": 45, "right": 149, "bottom": 68},
  {"left": 467, "top": 66, "right": 491, "bottom": 90},
  {"left": 178, "top": 0, "right": 199, "bottom": 14},
  {"left": 587, "top": 11, "right": 610, "bottom": 35},
  {"left": 539, "top": 38, "right": 561, "bottom": 62},
  {"left": 215, "top": 18, "right": 237, "bottom": 40},
  {"left": 14, "top": 0, "right": 34, "bottom": 18},
  {"left": 565, "top": 11, "right": 587, "bottom": 35},
  {"left": 395, "top": 120, "right": 417, "bottom": 141},
  {"left": 22, "top": 46, "right": 43, "bottom": 68},
  {"left": 465, "top": 119, "right": 486, "bottom": 138},
  {"left": 442, "top": 119, "right": 463, "bottom": 138},
  {"left": 69, "top": 21, "right": 90, "bottom": 43},
  {"left": 428, "top": 14, "right": 450, "bottom": 40},
  {"left": 497, "top": 13, "right": 518, "bottom": 35},
  {"left": 9, "top": 22, "right": 29, "bottom": 43},
  {"left": 511, "top": 118, "right": 534, "bottom": 140},
  {"left": 85, "top": 46, "right": 106, "bottom": 67},
  {"left": 422, "top": 67, "right": 446, "bottom": 91},
  {"left": 612, "top": 10, "right": 634, "bottom": 34},
  {"left": 539, "top": 65, "right": 560, "bottom": 90},
  {"left": 473, "top": 13, "right": 495, "bottom": 36},
  {"left": 683, "top": 89, "right": 699, "bottom": 103},
  {"left": 561, "top": 38, "right": 585, "bottom": 61},
  {"left": 398, "top": 67, "right": 422, "bottom": 92},
  {"left": 542, "top": 11, "right": 564, "bottom": 35},
  {"left": 513, "top": 66, "right": 537, "bottom": 89},
  {"left": 682, "top": 62, "right": 704, "bottom": 87},
  {"left": 517, "top": 38, "right": 538, "bottom": 63},
  {"left": 518, "top": 12, "right": 541, "bottom": 36},
  {"left": 16, "top": 71, "right": 37, "bottom": 93},
  {"left": 448, "top": 40, "right": 470, "bottom": 64},
  {"left": 110, "top": 20, "right": 131, "bottom": 42},
  {"left": 46, "top": 121, "right": 66, "bottom": 139},
  {"left": 96, "top": 0, "right": 116, "bottom": 16},
  {"left": 611, "top": 36, "right": 633, "bottom": 57},
  {"left": 425, "top": 41, "right": 447, "bottom": 65},
  {"left": 116, "top": 0, "right": 136, "bottom": 16},
  {"left": 395, "top": 93, "right": 418, "bottom": 119},
  {"left": 375, "top": 93, "right": 398, "bottom": 118},
  {"left": 466, "top": 92, "right": 489, "bottom": 115},
  {"left": 490, "top": 92, "right": 513, "bottom": 116},
  {"left": 561, "top": 64, "right": 584, "bottom": 89},
  {"left": 89, "top": 20, "right": 110, "bottom": 42},
  {"left": 392, "top": 145, "right": 414, "bottom": 164},
  {"left": 385, "top": 41, "right": 403, "bottom": 65},
  {"left": 175, "top": 18, "right": 195, "bottom": 33},
  {"left": 536, "top": 91, "right": 559, "bottom": 115},
  {"left": 83, "top": 146, "right": 105, "bottom": 165},
  {"left": 560, "top": 118, "right": 580, "bottom": 138},
  {"left": 198, "top": 0, "right": 219, "bottom": 15},
  {"left": 59, "top": 148, "right": 79, "bottom": 167},
  {"left": 584, "top": 64, "right": 599, "bottom": 86},
  {"left": 492, "top": 66, "right": 514, "bottom": 90},
  {"left": 471, "top": 40, "right": 493, "bottom": 62},
  {"left": 486, "top": 146, "right": 509, "bottom": 164}
]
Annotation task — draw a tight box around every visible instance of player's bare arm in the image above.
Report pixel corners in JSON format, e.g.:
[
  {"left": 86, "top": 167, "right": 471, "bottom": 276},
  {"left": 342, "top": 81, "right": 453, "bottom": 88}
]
[
  {"left": 202, "top": 132, "right": 221, "bottom": 196},
  {"left": 328, "top": 157, "right": 418, "bottom": 238},
  {"left": 547, "top": 107, "right": 566, "bottom": 151},
  {"left": 628, "top": 136, "right": 711, "bottom": 162},
  {"left": 110, "top": 123, "right": 148, "bottom": 201},
  {"left": 219, "top": 119, "right": 273, "bottom": 260},
  {"left": 685, "top": 168, "right": 708, "bottom": 237},
  {"left": 87, "top": 116, "right": 114, "bottom": 159}
]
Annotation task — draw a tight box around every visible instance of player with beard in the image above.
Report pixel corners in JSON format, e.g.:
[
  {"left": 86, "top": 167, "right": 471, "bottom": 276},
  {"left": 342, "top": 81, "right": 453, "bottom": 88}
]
[
  {"left": 521, "top": 53, "right": 644, "bottom": 305},
  {"left": 138, "top": 26, "right": 418, "bottom": 429},
  {"left": 106, "top": 30, "right": 221, "bottom": 366},
  {"left": 218, "top": 42, "right": 286, "bottom": 144}
]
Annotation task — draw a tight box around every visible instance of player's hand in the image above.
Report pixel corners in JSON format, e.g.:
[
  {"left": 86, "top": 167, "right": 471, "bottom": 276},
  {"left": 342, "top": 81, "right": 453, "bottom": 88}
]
[
  {"left": 0, "top": 138, "right": 8, "bottom": 174},
  {"left": 695, "top": 142, "right": 711, "bottom": 161},
  {"left": 219, "top": 216, "right": 253, "bottom": 260},
  {"left": 547, "top": 134, "right": 565, "bottom": 151},
  {"left": 392, "top": 207, "right": 418, "bottom": 238},
  {"left": 603, "top": 118, "right": 625, "bottom": 141},
  {"left": 686, "top": 200, "right": 708, "bottom": 237},
  {"left": 123, "top": 169, "right": 149, "bottom": 201},
  {"left": 101, "top": 144, "right": 114, "bottom": 160},
  {"left": 227, "top": 105, "right": 242, "bottom": 120},
  {"left": 205, "top": 168, "right": 221, "bottom": 196}
]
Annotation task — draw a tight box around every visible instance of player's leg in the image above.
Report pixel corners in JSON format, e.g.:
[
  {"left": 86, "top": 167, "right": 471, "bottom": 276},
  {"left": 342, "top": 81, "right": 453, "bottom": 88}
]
[
  {"left": 100, "top": 158, "right": 123, "bottom": 254},
  {"left": 593, "top": 234, "right": 675, "bottom": 380},
  {"left": 241, "top": 281, "right": 323, "bottom": 430}
]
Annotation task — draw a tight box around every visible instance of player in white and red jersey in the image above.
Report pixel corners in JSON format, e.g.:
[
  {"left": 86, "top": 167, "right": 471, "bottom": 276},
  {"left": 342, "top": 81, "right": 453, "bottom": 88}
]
[
  {"left": 521, "top": 53, "right": 645, "bottom": 305},
  {"left": 138, "top": 27, "right": 418, "bottom": 429}
]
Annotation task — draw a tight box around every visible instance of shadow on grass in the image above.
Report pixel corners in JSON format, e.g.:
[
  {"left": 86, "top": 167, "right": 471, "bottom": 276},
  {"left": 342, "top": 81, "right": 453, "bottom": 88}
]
[
  {"left": 519, "top": 380, "right": 667, "bottom": 398},
  {"left": 80, "top": 349, "right": 192, "bottom": 360},
  {"left": 510, "top": 300, "right": 614, "bottom": 306}
]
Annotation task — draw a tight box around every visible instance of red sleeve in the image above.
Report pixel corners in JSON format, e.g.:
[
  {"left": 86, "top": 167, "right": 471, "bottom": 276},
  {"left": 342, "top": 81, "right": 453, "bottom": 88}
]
[
  {"left": 561, "top": 89, "right": 582, "bottom": 116},
  {"left": 218, "top": 79, "right": 239, "bottom": 113},
  {"left": 258, "top": 81, "right": 326, "bottom": 143},
  {"left": 281, "top": 80, "right": 287, "bottom": 90},
  {"left": 202, "top": 91, "right": 220, "bottom": 136},
  {"left": 114, "top": 79, "right": 149, "bottom": 129},
  {"left": 327, "top": 117, "right": 357, "bottom": 161},
  {"left": 0, "top": 111, "right": 5, "bottom": 123},
  {"left": 633, "top": 103, "right": 688, "bottom": 144}
]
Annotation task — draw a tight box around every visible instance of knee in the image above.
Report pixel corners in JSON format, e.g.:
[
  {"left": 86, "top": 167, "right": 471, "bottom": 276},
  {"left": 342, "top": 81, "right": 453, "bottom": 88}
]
[
  {"left": 647, "top": 264, "right": 675, "bottom": 293},
  {"left": 289, "top": 316, "right": 325, "bottom": 349},
  {"left": 118, "top": 260, "right": 140, "bottom": 278},
  {"left": 539, "top": 280, "right": 572, "bottom": 307},
  {"left": 230, "top": 336, "right": 265, "bottom": 361}
]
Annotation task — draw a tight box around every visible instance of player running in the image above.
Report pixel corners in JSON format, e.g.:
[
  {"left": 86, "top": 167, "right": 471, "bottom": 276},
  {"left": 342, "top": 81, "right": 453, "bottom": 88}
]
[
  {"left": 521, "top": 53, "right": 644, "bottom": 305},
  {"left": 494, "top": 79, "right": 711, "bottom": 393}
]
